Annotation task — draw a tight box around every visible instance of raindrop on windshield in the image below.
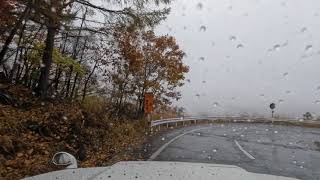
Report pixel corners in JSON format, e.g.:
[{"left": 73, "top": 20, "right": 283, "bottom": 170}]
[
  {"left": 283, "top": 72, "right": 289, "bottom": 77},
  {"left": 274, "top": 131, "right": 278, "bottom": 134},
  {"left": 212, "top": 149, "right": 217, "bottom": 153},
  {"left": 199, "top": 57, "right": 205, "bottom": 61},
  {"left": 292, "top": 160, "right": 297, "bottom": 164},
  {"left": 213, "top": 102, "right": 219, "bottom": 107},
  {"left": 236, "top": 44, "right": 244, "bottom": 48},
  {"left": 161, "top": 137, "right": 165, "bottom": 141},
  {"left": 199, "top": 25, "right": 207, "bottom": 32},
  {"left": 305, "top": 45, "right": 313, "bottom": 51},
  {"left": 278, "top": 99, "right": 284, "bottom": 104},
  {"left": 315, "top": 100, "right": 320, "bottom": 104},
  {"left": 196, "top": 2, "right": 203, "bottom": 10},
  {"left": 300, "top": 27, "right": 307, "bottom": 33},
  {"left": 285, "top": 90, "right": 291, "bottom": 94},
  {"left": 229, "top": 36, "right": 236, "bottom": 41},
  {"left": 282, "top": 41, "right": 288, "bottom": 47},
  {"left": 273, "top": 44, "right": 281, "bottom": 51}
]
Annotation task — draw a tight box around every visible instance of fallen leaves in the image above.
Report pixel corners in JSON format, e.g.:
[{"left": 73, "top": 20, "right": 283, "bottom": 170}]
[{"left": 0, "top": 85, "right": 149, "bottom": 179}]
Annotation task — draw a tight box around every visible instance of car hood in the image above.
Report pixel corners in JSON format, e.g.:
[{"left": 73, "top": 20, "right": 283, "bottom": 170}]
[{"left": 24, "top": 161, "right": 299, "bottom": 180}]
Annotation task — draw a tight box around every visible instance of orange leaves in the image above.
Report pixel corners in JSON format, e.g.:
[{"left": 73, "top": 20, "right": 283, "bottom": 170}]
[{"left": 109, "top": 27, "right": 189, "bottom": 108}]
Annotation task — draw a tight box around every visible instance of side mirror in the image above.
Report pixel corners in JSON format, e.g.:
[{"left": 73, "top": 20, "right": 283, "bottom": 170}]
[{"left": 52, "top": 152, "right": 77, "bottom": 169}]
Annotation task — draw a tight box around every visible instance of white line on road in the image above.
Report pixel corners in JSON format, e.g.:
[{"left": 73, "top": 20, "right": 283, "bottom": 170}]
[
  {"left": 148, "top": 127, "right": 210, "bottom": 161},
  {"left": 234, "top": 140, "right": 256, "bottom": 160}
]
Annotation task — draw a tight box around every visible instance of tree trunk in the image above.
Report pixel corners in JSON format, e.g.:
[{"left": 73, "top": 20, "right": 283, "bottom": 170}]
[
  {"left": 53, "top": 67, "right": 62, "bottom": 91},
  {"left": 65, "top": 8, "right": 87, "bottom": 98},
  {"left": 37, "top": 21, "right": 56, "bottom": 98},
  {"left": 0, "top": 5, "right": 30, "bottom": 65},
  {"left": 70, "top": 38, "right": 88, "bottom": 99},
  {"left": 82, "top": 61, "right": 98, "bottom": 100},
  {"left": 9, "top": 22, "right": 26, "bottom": 81}
]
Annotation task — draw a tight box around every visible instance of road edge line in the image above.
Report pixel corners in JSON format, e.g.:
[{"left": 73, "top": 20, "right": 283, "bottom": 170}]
[
  {"left": 148, "top": 127, "right": 209, "bottom": 161},
  {"left": 234, "top": 140, "right": 255, "bottom": 160}
]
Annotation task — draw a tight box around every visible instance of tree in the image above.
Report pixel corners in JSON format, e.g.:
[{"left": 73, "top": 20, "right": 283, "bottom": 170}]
[
  {"left": 303, "top": 112, "right": 313, "bottom": 120},
  {"left": 110, "top": 27, "right": 189, "bottom": 116},
  {"left": 0, "top": 0, "right": 177, "bottom": 104}
]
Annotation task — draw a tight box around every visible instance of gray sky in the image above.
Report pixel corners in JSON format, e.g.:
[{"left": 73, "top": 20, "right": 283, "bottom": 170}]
[{"left": 154, "top": 0, "right": 320, "bottom": 117}]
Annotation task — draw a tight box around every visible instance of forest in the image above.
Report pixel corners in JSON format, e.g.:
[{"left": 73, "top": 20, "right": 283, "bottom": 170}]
[
  {"left": 0, "top": 0, "right": 189, "bottom": 118},
  {"left": 0, "top": 0, "right": 188, "bottom": 178}
]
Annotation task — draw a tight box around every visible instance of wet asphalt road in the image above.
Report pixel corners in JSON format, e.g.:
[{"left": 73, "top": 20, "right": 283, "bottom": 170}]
[{"left": 146, "top": 123, "right": 320, "bottom": 180}]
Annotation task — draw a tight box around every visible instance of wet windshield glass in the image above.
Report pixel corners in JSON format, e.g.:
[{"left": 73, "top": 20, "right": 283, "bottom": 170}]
[{"left": 0, "top": 0, "right": 319, "bottom": 179}]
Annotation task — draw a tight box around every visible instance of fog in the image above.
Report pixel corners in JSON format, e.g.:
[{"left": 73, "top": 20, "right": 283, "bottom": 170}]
[{"left": 155, "top": 0, "right": 320, "bottom": 117}]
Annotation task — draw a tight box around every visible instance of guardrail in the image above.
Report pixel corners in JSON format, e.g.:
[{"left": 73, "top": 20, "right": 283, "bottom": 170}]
[
  {"left": 150, "top": 116, "right": 241, "bottom": 128},
  {"left": 150, "top": 116, "right": 309, "bottom": 131}
]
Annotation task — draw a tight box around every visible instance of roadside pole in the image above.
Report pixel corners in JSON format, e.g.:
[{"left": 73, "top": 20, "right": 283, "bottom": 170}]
[{"left": 144, "top": 92, "right": 154, "bottom": 131}]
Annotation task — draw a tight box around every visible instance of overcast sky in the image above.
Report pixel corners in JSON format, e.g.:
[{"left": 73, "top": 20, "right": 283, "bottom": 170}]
[{"left": 154, "top": 0, "right": 320, "bottom": 117}]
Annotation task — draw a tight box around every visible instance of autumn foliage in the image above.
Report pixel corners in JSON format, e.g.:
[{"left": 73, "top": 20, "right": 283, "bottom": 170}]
[
  {"left": 109, "top": 27, "right": 189, "bottom": 116},
  {"left": 0, "top": 0, "right": 188, "bottom": 179}
]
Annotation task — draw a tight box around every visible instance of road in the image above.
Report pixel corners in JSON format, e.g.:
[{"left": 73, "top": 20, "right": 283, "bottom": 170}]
[{"left": 141, "top": 123, "right": 320, "bottom": 180}]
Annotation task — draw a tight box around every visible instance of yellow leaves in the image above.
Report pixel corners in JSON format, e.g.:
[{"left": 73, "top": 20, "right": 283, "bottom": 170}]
[{"left": 26, "top": 42, "right": 85, "bottom": 75}]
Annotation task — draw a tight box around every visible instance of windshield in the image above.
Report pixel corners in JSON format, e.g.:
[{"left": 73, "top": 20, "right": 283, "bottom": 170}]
[{"left": 0, "top": 0, "right": 319, "bottom": 180}]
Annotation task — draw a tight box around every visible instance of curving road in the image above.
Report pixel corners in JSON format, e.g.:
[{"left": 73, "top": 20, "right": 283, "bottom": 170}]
[{"left": 141, "top": 123, "right": 320, "bottom": 180}]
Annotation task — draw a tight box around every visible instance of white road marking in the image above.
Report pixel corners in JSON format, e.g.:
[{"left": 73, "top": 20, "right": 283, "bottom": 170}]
[
  {"left": 148, "top": 127, "right": 210, "bottom": 161},
  {"left": 234, "top": 140, "right": 256, "bottom": 160}
]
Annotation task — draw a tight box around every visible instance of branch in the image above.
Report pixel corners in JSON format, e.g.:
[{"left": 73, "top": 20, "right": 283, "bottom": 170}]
[{"left": 75, "top": 0, "right": 125, "bottom": 14}]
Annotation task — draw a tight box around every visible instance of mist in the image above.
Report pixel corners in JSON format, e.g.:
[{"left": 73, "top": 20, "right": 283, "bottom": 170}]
[{"left": 155, "top": 0, "right": 320, "bottom": 118}]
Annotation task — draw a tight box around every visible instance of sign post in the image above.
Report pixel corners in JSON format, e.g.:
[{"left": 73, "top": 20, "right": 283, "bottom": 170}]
[
  {"left": 269, "top": 103, "right": 276, "bottom": 122},
  {"left": 144, "top": 93, "right": 154, "bottom": 131},
  {"left": 144, "top": 93, "right": 154, "bottom": 114}
]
